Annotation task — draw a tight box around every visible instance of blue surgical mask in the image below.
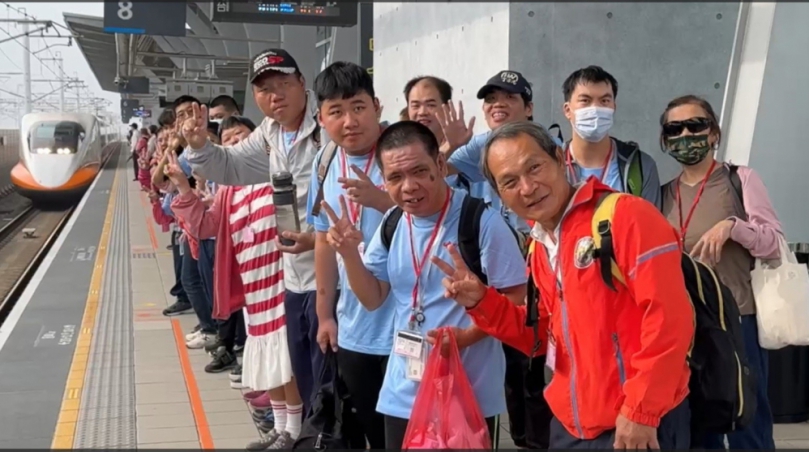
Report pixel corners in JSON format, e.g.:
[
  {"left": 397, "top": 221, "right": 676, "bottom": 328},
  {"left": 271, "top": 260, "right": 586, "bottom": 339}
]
[{"left": 573, "top": 106, "right": 614, "bottom": 142}]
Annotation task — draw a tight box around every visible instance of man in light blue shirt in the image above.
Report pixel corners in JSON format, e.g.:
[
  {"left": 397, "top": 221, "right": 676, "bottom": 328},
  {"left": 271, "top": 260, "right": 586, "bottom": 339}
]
[
  {"left": 305, "top": 62, "right": 395, "bottom": 450},
  {"left": 318, "top": 121, "right": 527, "bottom": 450}
]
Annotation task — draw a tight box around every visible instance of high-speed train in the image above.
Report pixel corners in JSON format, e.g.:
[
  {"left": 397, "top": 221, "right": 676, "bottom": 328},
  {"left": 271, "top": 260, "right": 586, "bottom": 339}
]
[{"left": 10, "top": 112, "right": 118, "bottom": 203}]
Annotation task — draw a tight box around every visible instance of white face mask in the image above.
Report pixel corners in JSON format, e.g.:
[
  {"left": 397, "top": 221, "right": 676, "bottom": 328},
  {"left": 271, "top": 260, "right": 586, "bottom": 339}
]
[
  {"left": 573, "top": 106, "right": 614, "bottom": 142},
  {"left": 210, "top": 118, "right": 223, "bottom": 125}
]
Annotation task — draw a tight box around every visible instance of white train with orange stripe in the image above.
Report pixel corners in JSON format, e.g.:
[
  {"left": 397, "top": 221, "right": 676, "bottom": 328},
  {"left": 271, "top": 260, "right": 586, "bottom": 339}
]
[{"left": 11, "top": 112, "right": 117, "bottom": 203}]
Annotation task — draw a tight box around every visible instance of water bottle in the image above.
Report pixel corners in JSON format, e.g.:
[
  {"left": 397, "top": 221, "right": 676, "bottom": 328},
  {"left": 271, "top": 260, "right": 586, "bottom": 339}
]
[{"left": 271, "top": 171, "right": 300, "bottom": 246}]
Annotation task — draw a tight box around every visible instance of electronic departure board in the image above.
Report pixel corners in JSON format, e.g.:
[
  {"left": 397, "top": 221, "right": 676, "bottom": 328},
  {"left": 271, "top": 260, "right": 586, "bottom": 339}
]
[{"left": 211, "top": 2, "right": 358, "bottom": 27}]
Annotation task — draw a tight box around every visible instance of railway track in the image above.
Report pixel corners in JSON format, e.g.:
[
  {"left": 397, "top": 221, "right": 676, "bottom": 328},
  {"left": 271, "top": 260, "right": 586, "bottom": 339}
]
[{"left": 0, "top": 205, "right": 74, "bottom": 322}]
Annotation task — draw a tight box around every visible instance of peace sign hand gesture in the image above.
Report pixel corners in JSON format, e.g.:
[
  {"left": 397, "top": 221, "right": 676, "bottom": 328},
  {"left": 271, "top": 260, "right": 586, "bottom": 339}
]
[
  {"left": 337, "top": 164, "right": 390, "bottom": 212},
  {"left": 435, "top": 100, "right": 475, "bottom": 153},
  {"left": 163, "top": 151, "right": 191, "bottom": 192},
  {"left": 431, "top": 243, "right": 487, "bottom": 308},
  {"left": 180, "top": 102, "right": 210, "bottom": 150},
  {"left": 321, "top": 195, "right": 364, "bottom": 257}
]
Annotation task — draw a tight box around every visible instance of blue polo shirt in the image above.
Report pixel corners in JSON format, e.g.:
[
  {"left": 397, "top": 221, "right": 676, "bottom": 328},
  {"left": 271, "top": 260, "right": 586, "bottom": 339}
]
[{"left": 362, "top": 188, "right": 527, "bottom": 419}]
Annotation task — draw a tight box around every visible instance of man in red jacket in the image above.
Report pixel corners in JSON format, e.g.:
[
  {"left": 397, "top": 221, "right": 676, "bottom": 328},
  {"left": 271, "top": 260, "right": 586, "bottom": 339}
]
[{"left": 432, "top": 121, "right": 694, "bottom": 449}]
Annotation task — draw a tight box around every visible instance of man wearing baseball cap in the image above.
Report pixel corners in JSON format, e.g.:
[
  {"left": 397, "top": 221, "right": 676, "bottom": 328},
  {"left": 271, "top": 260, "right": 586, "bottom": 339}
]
[
  {"left": 181, "top": 47, "right": 326, "bottom": 449},
  {"left": 441, "top": 69, "right": 555, "bottom": 449}
]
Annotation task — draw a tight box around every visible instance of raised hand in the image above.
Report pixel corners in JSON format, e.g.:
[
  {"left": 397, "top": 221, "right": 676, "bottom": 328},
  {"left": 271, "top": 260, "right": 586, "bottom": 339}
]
[
  {"left": 321, "top": 195, "right": 364, "bottom": 256},
  {"left": 431, "top": 243, "right": 487, "bottom": 308},
  {"left": 435, "top": 100, "right": 475, "bottom": 153},
  {"left": 163, "top": 150, "right": 190, "bottom": 192},
  {"left": 180, "top": 102, "right": 210, "bottom": 150},
  {"left": 337, "top": 164, "right": 390, "bottom": 212}
]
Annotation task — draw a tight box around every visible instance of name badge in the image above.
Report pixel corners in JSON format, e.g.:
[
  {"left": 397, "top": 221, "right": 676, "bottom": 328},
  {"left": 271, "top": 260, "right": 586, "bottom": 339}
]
[
  {"left": 406, "top": 355, "right": 425, "bottom": 382},
  {"left": 394, "top": 330, "right": 424, "bottom": 360}
]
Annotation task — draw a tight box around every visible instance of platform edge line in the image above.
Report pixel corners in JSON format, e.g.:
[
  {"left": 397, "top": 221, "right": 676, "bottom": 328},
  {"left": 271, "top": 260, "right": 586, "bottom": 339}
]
[
  {"left": 171, "top": 319, "right": 214, "bottom": 449},
  {"left": 50, "top": 153, "right": 120, "bottom": 449}
]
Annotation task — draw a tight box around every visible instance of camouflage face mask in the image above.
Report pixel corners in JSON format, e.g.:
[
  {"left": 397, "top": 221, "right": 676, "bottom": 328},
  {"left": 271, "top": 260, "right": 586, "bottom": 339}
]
[{"left": 665, "top": 134, "right": 711, "bottom": 166}]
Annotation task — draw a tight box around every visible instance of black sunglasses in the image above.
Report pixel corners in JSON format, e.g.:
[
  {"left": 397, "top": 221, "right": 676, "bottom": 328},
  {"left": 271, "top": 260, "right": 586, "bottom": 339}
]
[{"left": 662, "top": 117, "right": 711, "bottom": 137}]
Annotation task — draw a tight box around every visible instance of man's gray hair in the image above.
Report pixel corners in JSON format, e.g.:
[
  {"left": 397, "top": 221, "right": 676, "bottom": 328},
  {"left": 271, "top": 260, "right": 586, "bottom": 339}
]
[{"left": 481, "top": 121, "right": 561, "bottom": 191}]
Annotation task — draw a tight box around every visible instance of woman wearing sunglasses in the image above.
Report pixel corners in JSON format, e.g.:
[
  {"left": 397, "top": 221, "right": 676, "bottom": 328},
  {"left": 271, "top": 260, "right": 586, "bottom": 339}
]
[{"left": 659, "top": 94, "right": 783, "bottom": 450}]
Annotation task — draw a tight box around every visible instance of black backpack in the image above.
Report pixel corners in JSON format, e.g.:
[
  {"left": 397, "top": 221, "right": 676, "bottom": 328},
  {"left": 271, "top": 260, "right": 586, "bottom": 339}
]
[
  {"left": 591, "top": 192, "right": 755, "bottom": 434},
  {"left": 292, "top": 350, "right": 360, "bottom": 450}
]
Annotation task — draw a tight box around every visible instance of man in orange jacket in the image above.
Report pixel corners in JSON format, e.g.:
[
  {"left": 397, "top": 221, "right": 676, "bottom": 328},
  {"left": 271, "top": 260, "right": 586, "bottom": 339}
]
[{"left": 431, "top": 121, "right": 694, "bottom": 449}]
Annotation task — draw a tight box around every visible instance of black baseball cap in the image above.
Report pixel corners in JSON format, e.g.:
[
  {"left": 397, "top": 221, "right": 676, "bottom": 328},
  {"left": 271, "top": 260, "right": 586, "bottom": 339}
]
[
  {"left": 249, "top": 48, "right": 300, "bottom": 84},
  {"left": 477, "top": 70, "right": 533, "bottom": 102}
]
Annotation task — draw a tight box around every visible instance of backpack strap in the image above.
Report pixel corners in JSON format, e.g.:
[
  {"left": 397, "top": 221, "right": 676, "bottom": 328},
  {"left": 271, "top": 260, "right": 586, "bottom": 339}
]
[
  {"left": 727, "top": 163, "right": 746, "bottom": 219},
  {"left": 458, "top": 195, "right": 488, "bottom": 284},
  {"left": 525, "top": 239, "right": 542, "bottom": 364},
  {"left": 614, "top": 139, "right": 643, "bottom": 196},
  {"left": 591, "top": 192, "right": 628, "bottom": 291},
  {"left": 547, "top": 123, "right": 564, "bottom": 144},
  {"left": 380, "top": 207, "right": 404, "bottom": 251},
  {"left": 308, "top": 140, "right": 339, "bottom": 217}
]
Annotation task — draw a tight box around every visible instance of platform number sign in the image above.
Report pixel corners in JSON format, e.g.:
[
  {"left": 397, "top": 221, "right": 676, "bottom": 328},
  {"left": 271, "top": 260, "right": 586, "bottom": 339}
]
[{"left": 103, "top": 1, "right": 187, "bottom": 37}]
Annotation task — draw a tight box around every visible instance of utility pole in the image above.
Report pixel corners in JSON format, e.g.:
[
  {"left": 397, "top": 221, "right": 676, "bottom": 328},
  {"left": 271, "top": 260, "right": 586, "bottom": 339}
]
[
  {"left": 22, "top": 20, "right": 30, "bottom": 115},
  {"left": 41, "top": 53, "right": 65, "bottom": 112}
]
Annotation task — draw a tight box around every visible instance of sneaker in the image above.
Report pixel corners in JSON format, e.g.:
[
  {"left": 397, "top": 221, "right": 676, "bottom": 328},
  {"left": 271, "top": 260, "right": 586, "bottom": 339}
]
[
  {"left": 268, "top": 431, "right": 294, "bottom": 449},
  {"left": 229, "top": 364, "right": 242, "bottom": 382},
  {"left": 234, "top": 343, "right": 244, "bottom": 356},
  {"left": 185, "top": 325, "right": 202, "bottom": 341},
  {"left": 186, "top": 332, "right": 217, "bottom": 350},
  {"left": 162, "top": 300, "right": 192, "bottom": 316},
  {"left": 246, "top": 429, "right": 280, "bottom": 451},
  {"left": 204, "top": 347, "right": 237, "bottom": 373},
  {"left": 204, "top": 336, "right": 224, "bottom": 354},
  {"left": 230, "top": 378, "right": 245, "bottom": 390}
]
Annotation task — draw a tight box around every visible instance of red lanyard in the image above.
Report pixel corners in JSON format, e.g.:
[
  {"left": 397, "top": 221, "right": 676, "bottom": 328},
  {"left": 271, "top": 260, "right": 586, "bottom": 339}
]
[
  {"left": 407, "top": 189, "right": 452, "bottom": 325},
  {"left": 675, "top": 159, "right": 717, "bottom": 242},
  {"left": 339, "top": 146, "right": 376, "bottom": 225},
  {"left": 565, "top": 142, "right": 613, "bottom": 184}
]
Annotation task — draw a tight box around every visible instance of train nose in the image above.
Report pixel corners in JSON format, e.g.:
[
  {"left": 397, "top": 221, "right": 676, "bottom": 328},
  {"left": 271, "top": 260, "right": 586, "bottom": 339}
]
[{"left": 26, "top": 155, "right": 78, "bottom": 188}]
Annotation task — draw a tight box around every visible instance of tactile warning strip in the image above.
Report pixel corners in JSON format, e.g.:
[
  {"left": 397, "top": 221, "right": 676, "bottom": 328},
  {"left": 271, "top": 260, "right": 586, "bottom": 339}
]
[{"left": 73, "top": 167, "right": 137, "bottom": 448}]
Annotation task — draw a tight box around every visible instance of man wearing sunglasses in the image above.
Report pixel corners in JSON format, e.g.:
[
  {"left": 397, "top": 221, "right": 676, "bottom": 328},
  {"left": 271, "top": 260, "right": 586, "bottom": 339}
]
[{"left": 561, "top": 66, "right": 662, "bottom": 210}]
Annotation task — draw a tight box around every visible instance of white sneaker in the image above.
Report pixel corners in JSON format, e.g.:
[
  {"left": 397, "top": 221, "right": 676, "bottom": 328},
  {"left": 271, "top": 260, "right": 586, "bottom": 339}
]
[
  {"left": 186, "top": 332, "right": 216, "bottom": 349},
  {"left": 185, "top": 329, "right": 202, "bottom": 342}
]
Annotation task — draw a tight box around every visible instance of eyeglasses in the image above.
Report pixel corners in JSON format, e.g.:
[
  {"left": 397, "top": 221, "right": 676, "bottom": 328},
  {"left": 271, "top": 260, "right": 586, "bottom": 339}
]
[{"left": 662, "top": 117, "right": 711, "bottom": 137}]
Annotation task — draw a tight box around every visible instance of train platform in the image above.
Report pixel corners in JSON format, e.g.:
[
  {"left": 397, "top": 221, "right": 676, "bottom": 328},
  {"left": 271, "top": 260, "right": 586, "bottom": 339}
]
[{"left": 0, "top": 147, "right": 808, "bottom": 448}]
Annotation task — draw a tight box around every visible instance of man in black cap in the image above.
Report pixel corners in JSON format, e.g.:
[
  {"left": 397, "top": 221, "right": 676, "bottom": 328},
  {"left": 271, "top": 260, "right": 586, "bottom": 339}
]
[
  {"left": 181, "top": 48, "right": 325, "bottom": 450},
  {"left": 443, "top": 69, "right": 554, "bottom": 450}
]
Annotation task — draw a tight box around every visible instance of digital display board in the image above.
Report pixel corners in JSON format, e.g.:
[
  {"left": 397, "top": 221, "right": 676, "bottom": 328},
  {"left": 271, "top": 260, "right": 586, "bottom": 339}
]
[{"left": 211, "top": 2, "right": 358, "bottom": 27}]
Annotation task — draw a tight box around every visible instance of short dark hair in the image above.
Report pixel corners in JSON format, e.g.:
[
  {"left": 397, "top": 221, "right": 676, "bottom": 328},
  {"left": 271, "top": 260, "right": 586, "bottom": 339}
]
[
  {"left": 209, "top": 95, "right": 240, "bottom": 114},
  {"left": 375, "top": 121, "right": 439, "bottom": 169},
  {"left": 173, "top": 95, "right": 201, "bottom": 112},
  {"left": 148, "top": 125, "right": 158, "bottom": 135},
  {"left": 562, "top": 65, "right": 619, "bottom": 102},
  {"left": 219, "top": 116, "right": 257, "bottom": 139},
  {"left": 313, "top": 61, "right": 375, "bottom": 106},
  {"left": 403, "top": 76, "right": 453, "bottom": 103},
  {"left": 158, "top": 109, "right": 175, "bottom": 127},
  {"left": 130, "top": 123, "right": 138, "bottom": 129},
  {"left": 659, "top": 94, "right": 722, "bottom": 151}
]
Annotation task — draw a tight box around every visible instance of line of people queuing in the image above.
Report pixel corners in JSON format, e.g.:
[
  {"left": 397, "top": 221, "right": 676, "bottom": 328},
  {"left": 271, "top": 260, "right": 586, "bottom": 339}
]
[{"left": 142, "top": 45, "right": 784, "bottom": 451}]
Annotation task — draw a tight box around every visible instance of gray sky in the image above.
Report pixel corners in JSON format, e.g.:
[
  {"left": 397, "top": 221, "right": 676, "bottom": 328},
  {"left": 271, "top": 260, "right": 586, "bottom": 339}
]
[{"left": 0, "top": 2, "right": 119, "bottom": 129}]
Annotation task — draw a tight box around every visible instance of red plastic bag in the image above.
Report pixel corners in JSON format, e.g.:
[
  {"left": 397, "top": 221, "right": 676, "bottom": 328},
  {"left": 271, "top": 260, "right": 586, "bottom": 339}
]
[{"left": 402, "top": 327, "right": 492, "bottom": 450}]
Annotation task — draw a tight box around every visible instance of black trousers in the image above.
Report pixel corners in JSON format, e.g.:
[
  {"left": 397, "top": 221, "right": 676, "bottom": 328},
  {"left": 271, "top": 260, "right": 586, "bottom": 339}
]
[
  {"left": 131, "top": 151, "right": 139, "bottom": 179},
  {"left": 503, "top": 344, "right": 552, "bottom": 449},
  {"left": 384, "top": 414, "right": 497, "bottom": 451},
  {"left": 218, "top": 310, "right": 245, "bottom": 352},
  {"left": 336, "top": 348, "right": 388, "bottom": 449},
  {"left": 169, "top": 230, "right": 188, "bottom": 303}
]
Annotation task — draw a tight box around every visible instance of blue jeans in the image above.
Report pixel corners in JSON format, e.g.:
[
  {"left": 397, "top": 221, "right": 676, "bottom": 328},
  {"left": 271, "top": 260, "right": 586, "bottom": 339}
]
[
  {"left": 701, "top": 315, "right": 775, "bottom": 449},
  {"left": 197, "top": 239, "right": 217, "bottom": 328},
  {"left": 181, "top": 239, "right": 215, "bottom": 333},
  {"left": 169, "top": 230, "right": 188, "bottom": 303}
]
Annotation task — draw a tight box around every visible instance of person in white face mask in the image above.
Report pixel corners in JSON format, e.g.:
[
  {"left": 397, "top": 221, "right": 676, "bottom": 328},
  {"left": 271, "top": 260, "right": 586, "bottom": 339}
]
[{"left": 562, "top": 66, "right": 662, "bottom": 210}]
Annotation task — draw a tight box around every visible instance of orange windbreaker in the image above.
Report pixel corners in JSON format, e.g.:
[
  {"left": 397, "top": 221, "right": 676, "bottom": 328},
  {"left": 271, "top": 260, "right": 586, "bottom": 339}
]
[{"left": 469, "top": 179, "right": 693, "bottom": 440}]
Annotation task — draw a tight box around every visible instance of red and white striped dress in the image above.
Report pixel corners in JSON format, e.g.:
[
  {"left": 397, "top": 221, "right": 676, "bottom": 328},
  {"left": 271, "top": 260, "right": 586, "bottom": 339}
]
[{"left": 228, "top": 183, "right": 293, "bottom": 391}]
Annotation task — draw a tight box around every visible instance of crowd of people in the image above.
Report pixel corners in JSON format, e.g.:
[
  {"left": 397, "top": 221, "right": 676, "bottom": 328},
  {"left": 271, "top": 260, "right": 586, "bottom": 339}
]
[{"left": 133, "top": 46, "right": 785, "bottom": 451}]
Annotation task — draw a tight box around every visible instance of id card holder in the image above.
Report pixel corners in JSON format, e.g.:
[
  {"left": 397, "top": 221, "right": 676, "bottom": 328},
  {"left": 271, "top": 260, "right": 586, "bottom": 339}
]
[
  {"left": 394, "top": 330, "right": 424, "bottom": 360},
  {"left": 546, "top": 334, "right": 557, "bottom": 372},
  {"left": 406, "top": 349, "right": 426, "bottom": 382},
  {"left": 243, "top": 226, "right": 255, "bottom": 243}
]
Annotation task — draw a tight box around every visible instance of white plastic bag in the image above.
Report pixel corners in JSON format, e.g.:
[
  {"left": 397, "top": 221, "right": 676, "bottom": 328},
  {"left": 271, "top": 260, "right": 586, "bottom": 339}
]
[{"left": 752, "top": 236, "right": 809, "bottom": 349}]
